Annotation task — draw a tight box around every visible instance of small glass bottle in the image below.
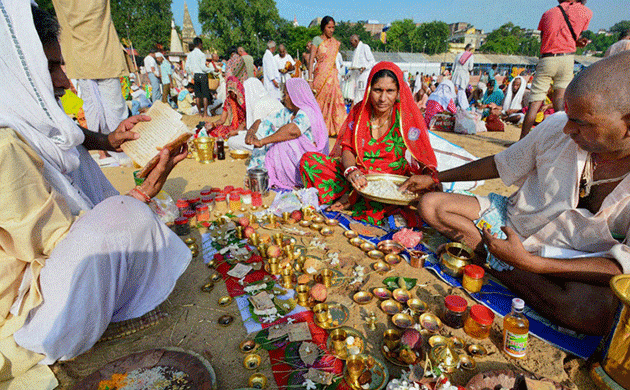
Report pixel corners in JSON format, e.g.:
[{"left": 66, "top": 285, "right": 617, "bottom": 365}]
[
  {"left": 252, "top": 192, "right": 263, "bottom": 207},
  {"left": 176, "top": 198, "right": 189, "bottom": 215},
  {"left": 214, "top": 194, "right": 227, "bottom": 214},
  {"left": 229, "top": 194, "right": 242, "bottom": 212},
  {"left": 443, "top": 295, "right": 468, "bottom": 329},
  {"left": 242, "top": 190, "right": 253, "bottom": 205},
  {"left": 462, "top": 264, "right": 485, "bottom": 293},
  {"left": 224, "top": 185, "right": 234, "bottom": 194},
  {"left": 216, "top": 137, "right": 225, "bottom": 160},
  {"left": 200, "top": 189, "right": 212, "bottom": 197},
  {"left": 188, "top": 196, "right": 201, "bottom": 208},
  {"left": 503, "top": 298, "right": 529, "bottom": 359},
  {"left": 183, "top": 209, "right": 196, "bottom": 225},
  {"left": 196, "top": 204, "right": 210, "bottom": 222},
  {"left": 174, "top": 217, "right": 190, "bottom": 236},
  {"left": 464, "top": 304, "right": 495, "bottom": 339}
]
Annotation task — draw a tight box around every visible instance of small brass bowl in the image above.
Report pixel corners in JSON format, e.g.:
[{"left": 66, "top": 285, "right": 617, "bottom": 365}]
[
  {"left": 201, "top": 282, "right": 214, "bottom": 292},
  {"left": 380, "top": 299, "right": 403, "bottom": 315},
  {"left": 325, "top": 218, "right": 339, "bottom": 226},
  {"left": 451, "top": 336, "right": 465, "bottom": 350},
  {"left": 311, "top": 223, "right": 324, "bottom": 231},
  {"left": 392, "top": 312, "right": 414, "bottom": 329},
  {"left": 377, "top": 240, "right": 405, "bottom": 254},
  {"left": 184, "top": 237, "right": 196, "bottom": 245},
  {"left": 243, "top": 353, "right": 262, "bottom": 370},
  {"left": 190, "top": 249, "right": 199, "bottom": 258},
  {"left": 384, "top": 253, "right": 402, "bottom": 265},
  {"left": 367, "top": 249, "right": 385, "bottom": 260},
  {"left": 239, "top": 339, "right": 260, "bottom": 353},
  {"left": 218, "top": 295, "right": 233, "bottom": 307},
  {"left": 392, "top": 288, "right": 411, "bottom": 304},
  {"left": 407, "top": 298, "right": 428, "bottom": 314},
  {"left": 372, "top": 261, "right": 391, "bottom": 274},
  {"left": 218, "top": 314, "right": 234, "bottom": 327},
  {"left": 373, "top": 287, "right": 393, "bottom": 300},
  {"left": 353, "top": 291, "right": 374, "bottom": 305},
  {"left": 419, "top": 313, "right": 443, "bottom": 333},
  {"left": 312, "top": 216, "right": 325, "bottom": 224},
  {"left": 459, "top": 355, "right": 477, "bottom": 370},
  {"left": 428, "top": 335, "right": 449, "bottom": 348},
  {"left": 344, "top": 230, "right": 358, "bottom": 239},
  {"left": 210, "top": 273, "right": 222, "bottom": 282},
  {"left": 349, "top": 237, "right": 364, "bottom": 247},
  {"left": 320, "top": 227, "right": 334, "bottom": 236},
  {"left": 248, "top": 373, "right": 268, "bottom": 389},
  {"left": 299, "top": 220, "right": 312, "bottom": 228},
  {"left": 466, "top": 344, "right": 488, "bottom": 357},
  {"left": 207, "top": 259, "right": 217, "bottom": 268},
  {"left": 230, "top": 149, "right": 250, "bottom": 160},
  {"left": 440, "top": 242, "right": 474, "bottom": 277},
  {"left": 239, "top": 207, "right": 247, "bottom": 212},
  {"left": 360, "top": 242, "right": 376, "bottom": 252}
]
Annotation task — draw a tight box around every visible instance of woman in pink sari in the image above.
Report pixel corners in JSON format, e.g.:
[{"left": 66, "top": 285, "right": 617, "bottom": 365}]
[
  {"left": 308, "top": 16, "right": 347, "bottom": 136},
  {"left": 247, "top": 78, "right": 329, "bottom": 189}
]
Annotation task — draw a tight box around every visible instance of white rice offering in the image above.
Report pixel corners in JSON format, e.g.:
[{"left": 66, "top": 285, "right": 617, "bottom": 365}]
[{"left": 362, "top": 180, "right": 416, "bottom": 201}]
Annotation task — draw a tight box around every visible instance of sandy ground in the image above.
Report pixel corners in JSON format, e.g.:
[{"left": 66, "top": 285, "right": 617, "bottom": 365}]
[{"left": 52, "top": 115, "right": 598, "bottom": 389}]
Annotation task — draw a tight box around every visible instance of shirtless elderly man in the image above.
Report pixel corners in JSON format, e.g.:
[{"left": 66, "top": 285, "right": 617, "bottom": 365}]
[{"left": 402, "top": 51, "right": 630, "bottom": 335}]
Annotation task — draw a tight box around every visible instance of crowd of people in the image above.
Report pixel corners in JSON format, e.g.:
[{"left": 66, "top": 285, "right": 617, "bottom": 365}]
[{"left": 1, "top": 0, "right": 630, "bottom": 388}]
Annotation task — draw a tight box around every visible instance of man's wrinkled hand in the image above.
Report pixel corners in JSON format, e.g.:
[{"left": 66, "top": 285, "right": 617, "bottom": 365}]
[
  {"left": 108, "top": 115, "right": 149, "bottom": 151},
  {"left": 399, "top": 175, "right": 435, "bottom": 194},
  {"left": 482, "top": 226, "right": 535, "bottom": 271},
  {"left": 138, "top": 144, "right": 188, "bottom": 198}
]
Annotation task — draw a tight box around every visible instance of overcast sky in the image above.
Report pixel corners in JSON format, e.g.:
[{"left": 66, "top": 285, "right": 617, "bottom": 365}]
[{"left": 172, "top": 0, "right": 627, "bottom": 36}]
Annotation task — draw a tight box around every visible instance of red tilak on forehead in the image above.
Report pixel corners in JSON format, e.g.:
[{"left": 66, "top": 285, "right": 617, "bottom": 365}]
[{"left": 564, "top": 102, "right": 568, "bottom": 112}]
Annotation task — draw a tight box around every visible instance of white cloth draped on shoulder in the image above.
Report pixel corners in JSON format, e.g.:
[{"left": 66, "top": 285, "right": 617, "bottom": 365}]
[{"left": 502, "top": 76, "right": 527, "bottom": 112}]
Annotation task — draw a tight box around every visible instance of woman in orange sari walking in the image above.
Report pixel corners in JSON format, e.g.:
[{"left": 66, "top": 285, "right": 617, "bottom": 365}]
[{"left": 308, "top": 16, "right": 347, "bottom": 136}]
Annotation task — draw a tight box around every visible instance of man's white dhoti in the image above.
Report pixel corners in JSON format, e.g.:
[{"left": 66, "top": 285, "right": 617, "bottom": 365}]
[{"left": 14, "top": 195, "right": 191, "bottom": 363}]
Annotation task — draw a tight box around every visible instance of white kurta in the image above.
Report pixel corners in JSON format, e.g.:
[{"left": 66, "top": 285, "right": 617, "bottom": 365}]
[
  {"left": 350, "top": 41, "right": 376, "bottom": 103},
  {"left": 493, "top": 112, "right": 630, "bottom": 272},
  {"left": 451, "top": 51, "right": 474, "bottom": 89},
  {"left": 274, "top": 53, "right": 295, "bottom": 83},
  {"left": 263, "top": 49, "right": 281, "bottom": 100}
]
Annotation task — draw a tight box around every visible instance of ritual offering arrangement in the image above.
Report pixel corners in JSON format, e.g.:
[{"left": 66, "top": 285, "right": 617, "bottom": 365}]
[{"left": 357, "top": 174, "right": 418, "bottom": 206}]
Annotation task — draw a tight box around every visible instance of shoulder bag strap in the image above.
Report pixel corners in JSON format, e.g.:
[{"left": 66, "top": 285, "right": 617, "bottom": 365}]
[{"left": 557, "top": 5, "right": 578, "bottom": 42}]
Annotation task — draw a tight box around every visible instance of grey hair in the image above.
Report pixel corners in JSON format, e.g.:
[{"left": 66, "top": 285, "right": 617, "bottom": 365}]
[
  {"left": 350, "top": 34, "right": 359, "bottom": 41},
  {"left": 267, "top": 41, "right": 276, "bottom": 49},
  {"left": 31, "top": 6, "right": 60, "bottom": 45}
]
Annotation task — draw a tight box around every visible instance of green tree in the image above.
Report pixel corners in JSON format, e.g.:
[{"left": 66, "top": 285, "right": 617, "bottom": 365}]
[
  {"left": 480, "top": 23, "right": 521, "bottom": 54},
  {"left": 198, "top": 0, "right": 284, "bottom": 58},
  {"left": 334, "top": 20, "right": 382, "bottom": 52},
  {"left": 415, "top": 21, "right": 449, "bottom": 54},
  {"left": 610, "top": 21, "right": 630, "bottom": 37},
  {"left": 276, "top": 24, "right": 320, "bottom": 60},
  {"left": 110, "top": 0, "right": 172, "bottom": 56},
  {"left": 386, "top": 19, "right": 417, "bottom": 52}
]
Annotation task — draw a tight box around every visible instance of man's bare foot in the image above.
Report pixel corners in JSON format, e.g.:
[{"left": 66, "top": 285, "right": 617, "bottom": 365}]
[{"left": 327, "top": 194, "right": 351, "bottom": 211}]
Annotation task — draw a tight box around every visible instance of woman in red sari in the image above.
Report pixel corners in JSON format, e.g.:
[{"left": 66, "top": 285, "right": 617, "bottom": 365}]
[
  {"left": 308, "top": 16, "right": 347, "bottom": 136},
  {"left": 204, "top": 76, "right": 246, "bottom": 138},
  {"left": 300, "top": 62, "right": 437, "bottom": 226}
]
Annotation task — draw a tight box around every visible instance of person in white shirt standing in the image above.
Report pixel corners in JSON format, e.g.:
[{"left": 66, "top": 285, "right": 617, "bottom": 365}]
[
  {"left": 452, "top": 43, "right": 474, "bottom": 110},
  {"left": 349, "top": 35, "right": 375, "bottom": 104},
  {"left": 143, "top": 50, "right": 161, "bottom": 102},
  {"left": 274, "top": 44, "right": 295, "bottom": 86},
  {"left": 185, "top": 37, "right": 213, "bottom": 118},
  {"left": 263, "top": 41, "right": 281, "bottom": 100}
]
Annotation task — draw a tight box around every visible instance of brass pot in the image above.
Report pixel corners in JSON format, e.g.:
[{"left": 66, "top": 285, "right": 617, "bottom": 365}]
[{"left": 440, "top": 242, "right": 473, "bottom": 277}]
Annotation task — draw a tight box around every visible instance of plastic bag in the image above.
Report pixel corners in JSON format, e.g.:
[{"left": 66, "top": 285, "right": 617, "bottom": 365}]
[
  {"left": 454, "top": 109, "right": 485, "bottom": 134},
  {"left": 270, "top": 188, "right": 321, "bottom": 216},
  {"left": 150, "top": 190, "right": 179, "bottom": 224}
]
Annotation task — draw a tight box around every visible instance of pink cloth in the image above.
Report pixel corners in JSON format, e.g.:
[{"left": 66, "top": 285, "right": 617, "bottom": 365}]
[
  {"left": 458, "top": 50, "right": 473, "bottom": 65},
  {"left": 265, "top": 78, "right": 329, "bottom": 189}
]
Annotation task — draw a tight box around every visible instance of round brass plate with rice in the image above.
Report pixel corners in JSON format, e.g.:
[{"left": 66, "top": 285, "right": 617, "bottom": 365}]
[{"left": 356, "top": 174, "right": 418, "bottom": 206}]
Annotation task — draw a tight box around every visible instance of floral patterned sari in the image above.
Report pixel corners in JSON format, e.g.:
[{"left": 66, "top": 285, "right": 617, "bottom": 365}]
[{"left": 313, "top": 37, "right": 346, "bottom": 136}]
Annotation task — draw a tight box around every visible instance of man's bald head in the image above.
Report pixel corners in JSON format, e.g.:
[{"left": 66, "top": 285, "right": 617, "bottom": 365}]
[{"left": 566, "top": 51, "right": 630, "bottom": 116}]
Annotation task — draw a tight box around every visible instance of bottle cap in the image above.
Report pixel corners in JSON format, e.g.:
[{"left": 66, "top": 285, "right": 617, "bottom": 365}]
[
  {"left": 188, "top": 197, "right": 200, "bottom": 204},
  {"left": 201, "top": 196, "right": 213, "bottom": 203},
  {"left": 200, "top": 189, "right": 212, "bottom": 196},
  {"left": 196, "top": 204, "right": 209, "bottom": 211},
  {"left": 183, "top": 210, "right": 196, "bottom": 218},
  {"left": 470, "top": 304, "right": 495, "bottom": 325},
  {"left": 174, "top": 217, "right": 189, "bottom": 225},
  {"left": 224, "top": 185, "right": 235, "bottom": 192},
  {"left": 512, "top": 298, "right": 525, "bottom": 310},
  {"left": 176, "top": 199, "right": 189, "bottom": 207},
  {"left": 230, "top": 194, "right": 241, "bottom": 201},
  {"left": 444, "top": 295, "right": 468, "bottom": 313},
  {"left": 464, "top": 264, "right": 485, "bottom": 279}
]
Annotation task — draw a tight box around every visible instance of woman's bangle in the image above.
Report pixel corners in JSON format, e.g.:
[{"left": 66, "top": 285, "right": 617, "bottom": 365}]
[
  {"left": 128, "top": 186, "right": 152, "bottom": 203},
  {"left": 343, "top": 166, "right": 359, "bottom": 179}
]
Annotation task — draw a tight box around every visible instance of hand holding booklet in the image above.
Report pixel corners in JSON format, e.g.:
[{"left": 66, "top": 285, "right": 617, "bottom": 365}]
[{"left": 121, "top": 102, "right": 194, "bottom": 178}]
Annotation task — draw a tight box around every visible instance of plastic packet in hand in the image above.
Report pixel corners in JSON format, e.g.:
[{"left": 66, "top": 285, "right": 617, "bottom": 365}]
[{"left": 150, "top": 190, "right": 179, "bottom": 224}]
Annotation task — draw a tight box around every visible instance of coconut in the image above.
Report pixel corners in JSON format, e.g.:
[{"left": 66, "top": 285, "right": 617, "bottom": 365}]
[
  {"left": 310, "top": 283, "right": 327, "bottom": 302},
  {"left": 267, "top": 245, "right": 282, "bottom": 258}
]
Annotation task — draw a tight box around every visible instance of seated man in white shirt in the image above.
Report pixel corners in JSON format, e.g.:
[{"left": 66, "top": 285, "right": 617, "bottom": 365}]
[{"left": 401, "top": 51, "right": 630, "bottom": 336}]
